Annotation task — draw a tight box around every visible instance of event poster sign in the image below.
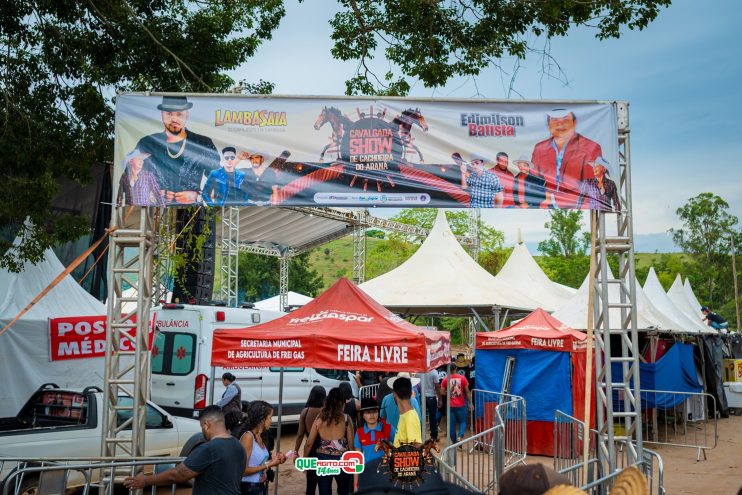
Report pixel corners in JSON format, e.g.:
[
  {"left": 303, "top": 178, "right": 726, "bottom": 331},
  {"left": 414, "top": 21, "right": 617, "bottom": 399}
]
[
  {"left": 114, "top": 94, "right": 620, "bottom": 210},
  {"left": 48, "top": 315, "right": 154, "bottom": 362}
]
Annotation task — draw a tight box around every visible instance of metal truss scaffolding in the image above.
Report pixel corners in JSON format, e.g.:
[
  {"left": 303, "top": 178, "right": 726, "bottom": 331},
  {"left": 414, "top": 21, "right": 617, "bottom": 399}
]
[
  {"left": 592, "top": 101, "right": 643, "bottom": 472},
  {"left": 219, "top": 206, "right": 240, "bottom": 307},
  {"left": 352, "top": 209, "right": 367, "bottom": 284},
  {"left": 102, "top": 207, "right": 157, "bottom": 459},
  {"left": 279, "top": 256, "right": 289, "bottom": 312},
  {"left": 468, "top": 208, "right": 481, "bottom": 260},
  {"left": 153, "top": 209, "right": 174, "bottom": 305}
]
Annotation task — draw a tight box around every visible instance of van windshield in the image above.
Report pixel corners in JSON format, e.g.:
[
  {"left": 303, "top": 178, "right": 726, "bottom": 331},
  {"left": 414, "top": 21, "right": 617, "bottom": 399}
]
[{"left": 152, "top": 332, "right": 196, "bottom": 376}]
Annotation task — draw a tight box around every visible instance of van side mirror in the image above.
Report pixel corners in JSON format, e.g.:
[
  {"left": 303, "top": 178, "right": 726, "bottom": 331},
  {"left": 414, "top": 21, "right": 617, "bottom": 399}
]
[{"left": 162, "top": 416, "right": 174, "bottom": 428}]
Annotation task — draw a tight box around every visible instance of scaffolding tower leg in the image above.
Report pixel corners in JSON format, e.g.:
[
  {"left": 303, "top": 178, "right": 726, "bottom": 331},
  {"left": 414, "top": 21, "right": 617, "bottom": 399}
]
[
  {"left": 592, "top": 101, "right": 643, "bottom": 474},
  {"left": 279, "top": 256, "right": 289, "bottom": 312},
  {"left": 219, "top": 207, "right": 240, "bottom": 307},
  {"left": 352, "top": 209, "right": 367, "bottom": 284},
  {"left": 102, "top": 207, "right": 157, "bottom": 462}
]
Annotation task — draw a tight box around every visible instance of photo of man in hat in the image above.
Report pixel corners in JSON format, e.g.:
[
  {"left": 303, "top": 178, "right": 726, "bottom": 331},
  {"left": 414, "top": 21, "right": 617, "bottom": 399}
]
[
  {"left": 453, "top": 152, "right": 504, "bottom": 208},
  {"left": 242, "top": 148, "right": 291, "bottom": 206},
  {"left": 116, "top": 148, "right": 165, "bottom": 207},
  {"left": 135, "top": 96, "right": 220, "bottom": 205},
  {"left": 575, "top": 156, "right": 621, "bottom": 212},
  {"left": 530, "top": 109, "right": 603, "bottom": 209},
  {"left": 512, "top": 155, "right": 546, "bottom": 208}
]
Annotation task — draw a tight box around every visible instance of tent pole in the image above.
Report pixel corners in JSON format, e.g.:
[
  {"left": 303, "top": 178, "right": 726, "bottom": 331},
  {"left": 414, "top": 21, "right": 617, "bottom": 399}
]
[
  {"left": 273, "top": 367, "right": 285, "bottom": 495},
  {"left": 582, "top": 210, "right": 597, "bottom": 486},
  {"left": 420, "top": 372, "right": 426, "bottom": 444},
  {"left": 470, "top": 308, "right": 490, "bottom": 332}
]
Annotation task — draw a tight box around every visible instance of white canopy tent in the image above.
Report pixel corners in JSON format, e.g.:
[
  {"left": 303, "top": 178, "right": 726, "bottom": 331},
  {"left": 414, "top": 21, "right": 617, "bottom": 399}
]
[
  {"left": 0, "top": 247, "right": 107, "bottom": 416},
  {"left": 493, "top": 242, "right": 576, "bottom": 312},
  {"left": 359, "top": 210, "right": 542, "bottom": 316},
  {"left": 552, "top": 267, "right": 686, "bottom": 332},
  {"left": 253, "top": 291, "right": 312, "bottom": 312},
  {"left": 668, "top": 274, "right": 707, "bottom": 327},
  {"left": 642, "top": 268, "right": 708, "bottom": 334},
  {"left": 683, "top": 278, "right": 704, "bottom": 314}
]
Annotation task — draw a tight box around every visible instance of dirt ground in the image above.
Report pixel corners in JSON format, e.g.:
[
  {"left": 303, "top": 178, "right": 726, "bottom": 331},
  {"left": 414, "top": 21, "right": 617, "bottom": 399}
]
[{"left": 168, "top": 414, "right": 742, "bottom": 495}]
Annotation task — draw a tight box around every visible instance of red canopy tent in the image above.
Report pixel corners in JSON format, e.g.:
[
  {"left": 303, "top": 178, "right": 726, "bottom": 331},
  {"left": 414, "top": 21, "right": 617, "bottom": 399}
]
[
  {"left": 212, "top": 278, "right": 450, "bottom": 372},
  {"left": 475, "top": 308, "right": 594, "bottom": 456}
]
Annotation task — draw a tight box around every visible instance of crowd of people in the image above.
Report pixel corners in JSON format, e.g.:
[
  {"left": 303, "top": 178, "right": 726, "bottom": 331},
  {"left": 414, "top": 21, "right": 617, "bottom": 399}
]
[{"left": 122, "top": 350, "right": 667, "bottom": 495}]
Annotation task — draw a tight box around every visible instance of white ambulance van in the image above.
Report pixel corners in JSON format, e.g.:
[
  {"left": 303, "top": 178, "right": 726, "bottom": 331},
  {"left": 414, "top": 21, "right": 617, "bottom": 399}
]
[{"left": 150, "top": 304, "right": 350, "bottom": 422}]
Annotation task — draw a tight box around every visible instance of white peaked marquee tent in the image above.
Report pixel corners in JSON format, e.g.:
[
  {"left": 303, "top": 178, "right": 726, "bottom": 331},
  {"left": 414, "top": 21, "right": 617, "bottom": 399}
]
[
  {"left": 668, "top": 274, "right": 706, "bottom": 326},
  {"left": 254, "top": 291, "right": 313, "bottom": 312},
  {"left": 552, "top": 266, "right": 684, "bottom": 332},
  {"left": 359, "top": 210, "right": 542, "bottom": 316},
  {"left": 493, "top": 242, "right": 576, "bottom": 312},
  {"left": 642, "top": 268, "right": 707, "bottom": 334},
  {"left": 683, "top": 278, "right": 704, "bottom": 315},
  {"left": 0, "top": 247, "right": 107, "bottom": 416}
]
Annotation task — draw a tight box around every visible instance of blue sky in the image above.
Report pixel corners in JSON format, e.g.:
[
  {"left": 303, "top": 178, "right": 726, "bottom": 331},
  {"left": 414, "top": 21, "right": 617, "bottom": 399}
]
[{"left": 228, "top": 0, "right": 742, "bottom": 253}]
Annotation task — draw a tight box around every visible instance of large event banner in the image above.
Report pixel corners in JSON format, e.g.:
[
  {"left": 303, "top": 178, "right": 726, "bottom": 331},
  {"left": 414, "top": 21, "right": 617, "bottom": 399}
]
[{"left": 114, "top": 94, "right": 620, "bottom": 210}]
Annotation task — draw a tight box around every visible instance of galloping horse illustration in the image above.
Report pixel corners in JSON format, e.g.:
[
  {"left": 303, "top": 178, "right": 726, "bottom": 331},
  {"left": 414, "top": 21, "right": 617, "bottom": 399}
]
[
  {"left": 313, "top": 106, "right": 353, "bottom": 160},
  {"left": 393, "top": 107, "right": 428, "bottom": 162}
]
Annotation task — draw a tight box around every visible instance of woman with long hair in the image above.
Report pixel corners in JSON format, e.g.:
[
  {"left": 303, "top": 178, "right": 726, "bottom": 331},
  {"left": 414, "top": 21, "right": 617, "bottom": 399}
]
[
  {"left": 305, "top": 388, "right": 354, "bottom": 495},
  {"left": 294, "top": 386, "right": 326, "bottom": 495},
  {"left": 238, "top": 401, "right": 286, "bottom": 495}
]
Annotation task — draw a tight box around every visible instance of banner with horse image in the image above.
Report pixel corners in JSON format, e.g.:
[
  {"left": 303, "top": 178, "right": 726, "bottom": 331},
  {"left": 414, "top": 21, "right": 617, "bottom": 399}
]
[{"left": 114, "top": 94, "right": 620, "bottom": 210}]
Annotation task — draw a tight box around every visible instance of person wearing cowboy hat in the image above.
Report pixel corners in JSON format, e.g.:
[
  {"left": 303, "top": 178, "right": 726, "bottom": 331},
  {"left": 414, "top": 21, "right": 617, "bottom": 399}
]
[
  {"left": 530, "top": 108, "right": 603, "bottom": 209},
  {"left": 116, "top": 148, "right": 165, "bottom": 207},
  {"left": 512, "top": 155, "right": 546, "bottom": 208},
  {"left": 241, "top": 148, "right": 292, "bottom": 206},
  {"left": 352, "top": 397, "right": 396, "bottom": 491},
  {"left": 134, "top": 96, "right": 220, "bottom": 205},
  {"left": 575, "top": 156, "right": 621, "bottom": 212},
  {"left": 453, "top": 152, "right": 504, "bottom": 208}
]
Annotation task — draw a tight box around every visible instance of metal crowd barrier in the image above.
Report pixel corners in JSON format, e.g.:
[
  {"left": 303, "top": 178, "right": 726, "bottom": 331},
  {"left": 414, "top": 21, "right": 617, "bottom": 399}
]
[
  {"left": 637, "top": 389, "right": 717, "bottom": 461},
  {"left": 436, "top": 391, "right": 526, "bottom": 493},
  {"left": 359, "top": 383, "right": 379, "bottom": 400},
  {"left": 0, "top": 457, "right": 184, "bottom": 495},
  {"left": 553, "top": 410, "right": 600, "bottom": 487},
  {"left": 438, "top": 423, "right": 504, "bottom": 494},
  {"left": 553, "top": 411, "right": 665, "bottom": 495},
  {"left": 470, "top": 390, "right": 527, "bottom": 471}
]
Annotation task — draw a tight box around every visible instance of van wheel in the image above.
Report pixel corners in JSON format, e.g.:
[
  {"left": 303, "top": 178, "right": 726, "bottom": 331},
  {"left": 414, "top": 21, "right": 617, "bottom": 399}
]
[
  {"left": 17, "top": 476, "right": 40, "bottom": 495},
  {"left": 179, "top": 432, "right": 206, "bottom": 457}
]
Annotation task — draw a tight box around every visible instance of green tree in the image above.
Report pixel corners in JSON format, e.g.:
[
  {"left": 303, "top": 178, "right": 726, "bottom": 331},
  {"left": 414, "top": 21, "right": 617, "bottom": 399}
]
[
  {"left": 0, "top": 1, "right": 284, "bottom": 271},
  {"left": 2, "top": 0, "right": 670, "bottom": 269},
  {"left": 331, "top": 0, "right": 671, "bottom": 95},
  {"left": 538, "top": 210, "right": 591, "bottom": 258},
  {"left": 670, "top": 193, "right": 740, "bottom": 306},
  {"left": 237, "top": 252, "right": 323, "bottom": 303},
  {"left": 389, "top": 208, "right": 504, "bottom": 252},
  {"left": 366, "top": 237, "right": 418, "bottom": 280}
]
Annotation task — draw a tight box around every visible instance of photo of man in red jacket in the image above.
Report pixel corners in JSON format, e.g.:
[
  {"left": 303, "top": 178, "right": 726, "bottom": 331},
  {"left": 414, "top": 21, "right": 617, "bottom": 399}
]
[{"left": 530, "top": 108, "right": 602, "bottom": 209}]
